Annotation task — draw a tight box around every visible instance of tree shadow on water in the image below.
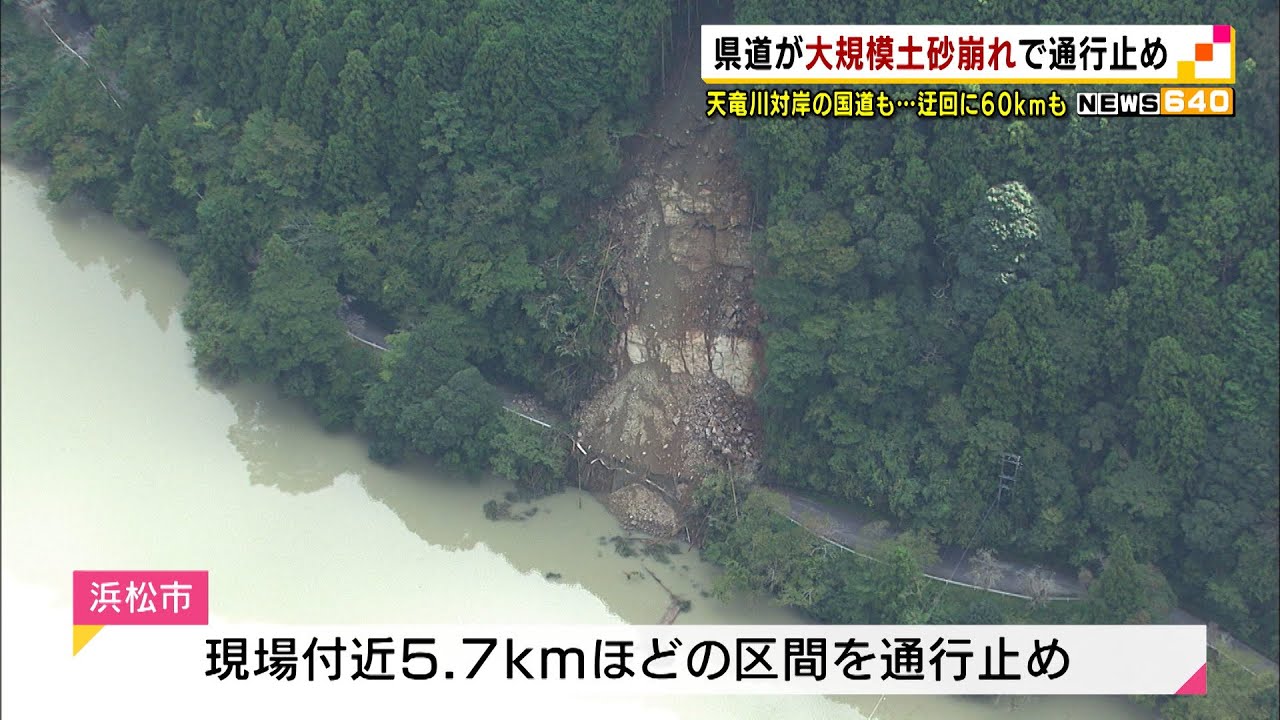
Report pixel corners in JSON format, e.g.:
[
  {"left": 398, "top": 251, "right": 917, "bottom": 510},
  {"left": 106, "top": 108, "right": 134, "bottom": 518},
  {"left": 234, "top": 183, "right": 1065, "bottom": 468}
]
[
  {"left": 220, "top": 380, "right": 351, "bottom": 496},
  {"left": 43, "top": 189, "right": 186, "bottom": 332},
  {"left": 217, "top": 378, "right": 490, "bottom": 554},
  {"left": 212, "top": 376, "right": 524, "bottom": 555}
]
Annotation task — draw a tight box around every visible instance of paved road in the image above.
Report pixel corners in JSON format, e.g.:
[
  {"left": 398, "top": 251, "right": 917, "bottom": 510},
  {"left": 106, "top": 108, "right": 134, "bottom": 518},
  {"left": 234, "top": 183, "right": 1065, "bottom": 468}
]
[
  {"left": 777, "top": 488, "right": 1083, "bottom": 601},
  {"left": 344, "top": 312, "right": 1277, "bottom": 676},
  {"left": 775, "top": 487, "right": 1279, "bottom": 677}
]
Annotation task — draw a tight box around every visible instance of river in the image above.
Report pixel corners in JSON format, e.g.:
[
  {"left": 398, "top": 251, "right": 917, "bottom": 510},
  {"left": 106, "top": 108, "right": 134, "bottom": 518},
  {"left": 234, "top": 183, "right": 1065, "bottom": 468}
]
[{"left": 0, "top": 159, "right": 1153, "bottom": 719}]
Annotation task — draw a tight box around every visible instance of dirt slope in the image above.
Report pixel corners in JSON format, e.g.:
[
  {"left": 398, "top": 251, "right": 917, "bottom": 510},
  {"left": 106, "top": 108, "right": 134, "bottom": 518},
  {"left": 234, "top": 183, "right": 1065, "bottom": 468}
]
[{"left": 575, "top": 49, "right": 764, "bottom": 536}]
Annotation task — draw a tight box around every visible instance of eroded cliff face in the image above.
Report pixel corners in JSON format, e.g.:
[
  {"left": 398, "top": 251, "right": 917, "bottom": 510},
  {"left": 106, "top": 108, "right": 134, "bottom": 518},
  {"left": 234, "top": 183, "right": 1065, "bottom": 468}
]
[{"left": 574, "top": 70, "right": 763, "bottom": 537}]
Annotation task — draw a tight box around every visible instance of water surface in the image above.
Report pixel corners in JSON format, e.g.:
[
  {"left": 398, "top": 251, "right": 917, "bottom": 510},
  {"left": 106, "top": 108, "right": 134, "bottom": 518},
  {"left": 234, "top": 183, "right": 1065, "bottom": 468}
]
[{"left": 0, "top": 160, "right": 1151, "bottom": 720}]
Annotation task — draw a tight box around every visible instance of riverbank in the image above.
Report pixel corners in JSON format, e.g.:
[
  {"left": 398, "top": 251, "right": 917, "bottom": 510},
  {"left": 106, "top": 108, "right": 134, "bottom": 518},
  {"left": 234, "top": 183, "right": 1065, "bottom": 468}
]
[
  {"left": 3, "top": 156, "right": 1171, "bottom": 720},
  {"left": 7, "top": 7, "right": 1269, "bottom": 717}
]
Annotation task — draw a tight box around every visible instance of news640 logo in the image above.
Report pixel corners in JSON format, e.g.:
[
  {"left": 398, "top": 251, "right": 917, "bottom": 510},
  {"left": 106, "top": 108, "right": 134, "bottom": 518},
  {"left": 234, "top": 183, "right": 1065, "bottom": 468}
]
[{"left": 1075, "top": 87, "right": 1234, "bottom": 116}]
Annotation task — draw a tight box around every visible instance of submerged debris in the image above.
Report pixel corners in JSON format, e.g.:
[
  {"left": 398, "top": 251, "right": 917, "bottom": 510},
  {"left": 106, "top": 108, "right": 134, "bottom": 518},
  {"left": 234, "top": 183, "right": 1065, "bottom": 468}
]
[
  {"left": 607, "top": 535, "right": 684, "bottom": 564},
  {"left": 482, "top": 500, "right": 522, "bottom": 522}
]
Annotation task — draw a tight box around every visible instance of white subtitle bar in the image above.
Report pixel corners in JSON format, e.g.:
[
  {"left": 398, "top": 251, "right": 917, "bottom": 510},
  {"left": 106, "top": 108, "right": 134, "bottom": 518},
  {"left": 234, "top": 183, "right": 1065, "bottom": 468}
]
[{"left": 74, "top": 624, "right": 1208, "bottom": 696}]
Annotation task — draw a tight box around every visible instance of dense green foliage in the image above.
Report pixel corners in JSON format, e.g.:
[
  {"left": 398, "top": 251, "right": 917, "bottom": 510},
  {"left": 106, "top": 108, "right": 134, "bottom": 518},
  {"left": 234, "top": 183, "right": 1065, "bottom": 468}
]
[
  {"left": 490, "top": 414, "right": 570, "bottom": 497},
  {"left": 697, "top": 477, "right": 1124, "bottom": 626},
  {"left": 698, "top": 481, "right": 1275, "bottom": 719},
  {"left": 4, "top": 0, "right": 672, "bottom": 480},
  {"left": 5, "top": 0, "right": 1277, "bottom": 688},
  {"left": 1138, "top": 655, "right": 1280, "bottom": 720},
  {"left": 734, "top": 0, "right": 1280, "bottom": 656}
]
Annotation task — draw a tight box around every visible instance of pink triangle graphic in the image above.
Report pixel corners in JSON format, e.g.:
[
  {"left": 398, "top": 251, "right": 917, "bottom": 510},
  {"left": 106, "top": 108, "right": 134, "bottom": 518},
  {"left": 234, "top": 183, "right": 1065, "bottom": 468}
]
[{"left": 1175, "top": 663, "right": 1207, "bottom": 695}]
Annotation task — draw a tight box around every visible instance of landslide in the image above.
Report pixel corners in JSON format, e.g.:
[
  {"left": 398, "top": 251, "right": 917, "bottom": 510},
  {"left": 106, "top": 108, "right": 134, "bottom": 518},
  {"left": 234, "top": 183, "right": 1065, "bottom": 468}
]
[{"left": 574, "top": 50, "right": 764, "bottom": 537}]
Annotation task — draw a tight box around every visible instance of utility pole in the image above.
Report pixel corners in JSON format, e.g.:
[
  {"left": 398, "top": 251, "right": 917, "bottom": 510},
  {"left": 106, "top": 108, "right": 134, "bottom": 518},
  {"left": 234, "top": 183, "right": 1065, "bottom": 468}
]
[{"left": 997, "top": 453, "right": 1022, "bottom": 503}]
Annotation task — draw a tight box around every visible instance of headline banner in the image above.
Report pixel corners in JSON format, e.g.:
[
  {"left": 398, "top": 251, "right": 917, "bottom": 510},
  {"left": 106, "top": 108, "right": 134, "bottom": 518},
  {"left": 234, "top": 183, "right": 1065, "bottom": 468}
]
[{"left": 701, "top": 25, "right": 1236, "bottom": 84}]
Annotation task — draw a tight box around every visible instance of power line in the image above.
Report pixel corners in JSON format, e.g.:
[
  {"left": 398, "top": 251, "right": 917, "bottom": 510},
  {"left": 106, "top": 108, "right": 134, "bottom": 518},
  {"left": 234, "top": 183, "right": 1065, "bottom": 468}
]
[
  {"left": 925, "top": 490, "right": 1002, "bottom": 621},
  {"left": 927, "top": 453, "right": 1024, "bottom": 617},
  {"left": 867, "top": 472, "right": 1005, "bottom": 719}
]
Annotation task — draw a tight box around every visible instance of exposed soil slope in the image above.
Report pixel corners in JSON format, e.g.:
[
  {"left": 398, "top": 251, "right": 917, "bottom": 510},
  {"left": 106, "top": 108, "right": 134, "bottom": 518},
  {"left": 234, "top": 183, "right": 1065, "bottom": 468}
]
[{"left": 576, "top": 46, "right": 763, "bottom": 535}]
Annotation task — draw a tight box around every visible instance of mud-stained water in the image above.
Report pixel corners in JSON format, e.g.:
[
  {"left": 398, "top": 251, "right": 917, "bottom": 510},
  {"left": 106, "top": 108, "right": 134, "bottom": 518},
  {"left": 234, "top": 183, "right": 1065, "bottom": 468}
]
[{"left": 1, "top": 158, "right": 1151, "bottom": 720}]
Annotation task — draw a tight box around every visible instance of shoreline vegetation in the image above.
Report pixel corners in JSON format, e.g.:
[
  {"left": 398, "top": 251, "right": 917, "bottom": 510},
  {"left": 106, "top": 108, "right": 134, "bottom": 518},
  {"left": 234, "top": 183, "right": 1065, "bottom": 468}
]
[{"left": 3, "top": 1, "right": 1276, "bottom": 717}]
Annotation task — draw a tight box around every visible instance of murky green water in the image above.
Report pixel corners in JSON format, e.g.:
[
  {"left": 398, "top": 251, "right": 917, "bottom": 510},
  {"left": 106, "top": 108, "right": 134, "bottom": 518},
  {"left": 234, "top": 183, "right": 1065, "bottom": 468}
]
[{"left": 0, "top": 160, "right": 1152, "bottom": 719}]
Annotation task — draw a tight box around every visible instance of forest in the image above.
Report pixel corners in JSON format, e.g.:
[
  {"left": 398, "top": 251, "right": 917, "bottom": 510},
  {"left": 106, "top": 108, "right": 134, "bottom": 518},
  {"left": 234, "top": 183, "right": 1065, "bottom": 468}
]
[
  {"left": 730, "top": 0, "right": 1279, "bottom": 670},
  {"left": 3, "top": 0, "right": 675, "bottom": 493},
  {"left": 2, "top": 0, "right": 1277, "bottom": 714},
  {"left": 693, "top": 477, "right": 1279, "bottom": 718}
]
